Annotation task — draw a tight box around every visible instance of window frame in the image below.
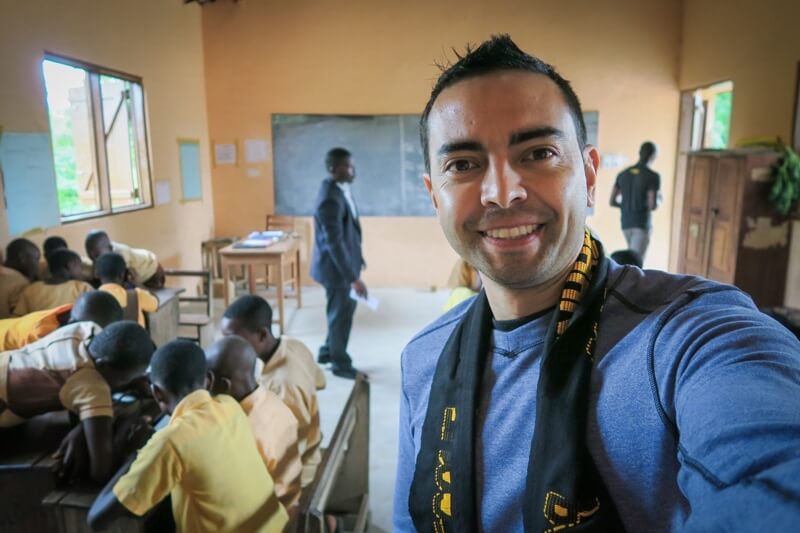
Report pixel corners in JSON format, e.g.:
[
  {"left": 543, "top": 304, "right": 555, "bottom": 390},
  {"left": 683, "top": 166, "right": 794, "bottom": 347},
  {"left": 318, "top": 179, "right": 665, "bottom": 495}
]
[{"left": 43, "top": 52, "right": 154, "bottom": 223}]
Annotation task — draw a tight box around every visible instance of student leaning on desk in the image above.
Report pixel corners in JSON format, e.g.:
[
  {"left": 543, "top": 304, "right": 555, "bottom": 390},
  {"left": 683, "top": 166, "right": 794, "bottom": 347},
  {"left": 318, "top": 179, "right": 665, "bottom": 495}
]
[{"left": 88, "top": 340, "right": 288, "bottom": 532}]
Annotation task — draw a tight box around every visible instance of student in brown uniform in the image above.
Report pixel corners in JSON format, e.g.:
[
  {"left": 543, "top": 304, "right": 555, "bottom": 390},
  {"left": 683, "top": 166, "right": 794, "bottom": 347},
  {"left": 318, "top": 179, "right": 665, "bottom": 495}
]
[
  {"left": 95, "top": 253, "right": 159, "bottom": 327},
  {"left": 0, "top": 238, "right": 40, "bottom": 318},
  {"left": 14, "top": 249, "right": 93, "bottom": 316},
  {"left": 39, "top": 236, "right": 94, "bottom": 282},
  {"left": 206, "top": 335, "right": 304, "bottom": 509},
  {"left": 0, "top": 320, "right": 155, "bottom": 483},
  {"left": 0, "top": 291, "right": 123, "bottom": 351},
  {"left": 85, "top": 230, "right": 165, "bottom": 289},
  {"left": 222, "top": 295, "right": 326, "bottom": 487}
]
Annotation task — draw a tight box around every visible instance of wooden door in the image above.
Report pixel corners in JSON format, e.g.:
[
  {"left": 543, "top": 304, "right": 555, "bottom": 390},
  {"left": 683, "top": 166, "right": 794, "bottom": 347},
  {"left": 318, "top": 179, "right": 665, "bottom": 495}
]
[
  {"left": 705, "top": 156, "right": 744, "bottom": 283},
  {"left": 679, "top": 156, "right": 714, "bottom": 276}
]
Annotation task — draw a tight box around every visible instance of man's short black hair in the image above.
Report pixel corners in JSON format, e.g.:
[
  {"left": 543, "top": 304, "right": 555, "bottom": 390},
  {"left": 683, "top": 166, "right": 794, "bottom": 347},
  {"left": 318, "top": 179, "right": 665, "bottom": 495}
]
[
  {"left": 6, "top": 238, "right": 39, "bottom": 262},
  {"left": 47, "top": 249, "right": 81, "bottom": 275},
  {"left": 94, "top": 252, "right": 127, "bottom": 282},
  {"left": 149, "top": 340, "right": 207, "bottom": 396},
  {"left": 85, "top": 230, "right": 110, "bottom": 253},
  {"left": 89, "top": 321, "right": 155, "bottom": 371},
  {"left": 72, "top": 291, "right": 124, "bottom": 327},
  {"left": 420, "top": 34, "right": 587, "bottom": 173},
  {"left": 223, "top": 295, "right": 272, "bottom": 334},
  {"left": 610, "top": 249, "right": 643, "bottom": 268},
  {"left": 43, "top": 236, "right": 69, "bottom": 258},
  {"left": 326, "top": 147, "right": 352, "bottom": 171}
]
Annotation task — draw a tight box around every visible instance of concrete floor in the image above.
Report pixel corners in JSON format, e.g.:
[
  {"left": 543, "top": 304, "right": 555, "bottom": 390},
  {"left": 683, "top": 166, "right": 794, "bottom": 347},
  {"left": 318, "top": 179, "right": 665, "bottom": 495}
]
[{"left": 211, "top": 286, "right": 449, "bottom": 531}]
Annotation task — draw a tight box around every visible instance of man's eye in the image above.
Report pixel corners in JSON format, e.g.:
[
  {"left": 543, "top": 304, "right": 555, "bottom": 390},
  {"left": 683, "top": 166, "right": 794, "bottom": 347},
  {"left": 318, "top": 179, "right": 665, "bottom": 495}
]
[
  {"left": 445, "top": 159, "right": 478, "bottom": 172},
  {"left": 526, "top": 148, "right": 557, "bottom": 161}
]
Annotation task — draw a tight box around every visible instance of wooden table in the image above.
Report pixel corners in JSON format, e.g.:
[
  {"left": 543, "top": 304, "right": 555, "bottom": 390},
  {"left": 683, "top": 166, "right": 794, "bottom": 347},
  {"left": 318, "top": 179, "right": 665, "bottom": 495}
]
[{"left": 219, "top": 237, "right": 302, "bottom": 335}]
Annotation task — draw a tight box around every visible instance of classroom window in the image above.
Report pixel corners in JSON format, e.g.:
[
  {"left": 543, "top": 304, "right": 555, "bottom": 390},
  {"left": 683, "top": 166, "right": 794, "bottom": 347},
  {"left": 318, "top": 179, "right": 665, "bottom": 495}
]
[
  {"left": 688, "top": 80, "right": 734, "bottom": 150},
  {"left": 42, "top": 56, "right": 152, "bottom": 221}
]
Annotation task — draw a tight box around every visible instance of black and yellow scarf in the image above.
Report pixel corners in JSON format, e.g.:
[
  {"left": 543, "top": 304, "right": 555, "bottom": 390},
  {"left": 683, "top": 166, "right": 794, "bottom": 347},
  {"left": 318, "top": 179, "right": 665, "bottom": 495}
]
[{"left": 409, "top": 229, "right": 624, "bottom": 532}]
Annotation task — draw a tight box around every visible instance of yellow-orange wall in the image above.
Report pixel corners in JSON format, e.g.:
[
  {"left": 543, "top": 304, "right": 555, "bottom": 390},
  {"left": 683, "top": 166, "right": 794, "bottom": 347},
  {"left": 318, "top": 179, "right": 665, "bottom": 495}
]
[
  {"left": 679, "top": 0, "right": 800, "bottom": 306},
  {"left": 0, "top": 0, "right": 214, "bottom": 270},
  {"left": 202, "top": 0, "right": 682, "bottom": 287}
]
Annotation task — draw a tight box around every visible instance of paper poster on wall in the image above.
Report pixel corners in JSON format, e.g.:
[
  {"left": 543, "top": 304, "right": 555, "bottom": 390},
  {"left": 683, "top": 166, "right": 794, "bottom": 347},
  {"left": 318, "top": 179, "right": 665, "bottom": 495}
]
[
  {"left": 0, "top": 132, "right": 61, "bottom": 235},
  {"left": 214, "top": 142, "right": 237, "bottom": 166},
  {"left": 179, "top": 140, "right": 203, "bottom": 201},
  {"left": 154, "top": 180, "right": 172, "bottom": 205},
  {"left": 244, "top": 138, "right": 270, "bottom": 163}
]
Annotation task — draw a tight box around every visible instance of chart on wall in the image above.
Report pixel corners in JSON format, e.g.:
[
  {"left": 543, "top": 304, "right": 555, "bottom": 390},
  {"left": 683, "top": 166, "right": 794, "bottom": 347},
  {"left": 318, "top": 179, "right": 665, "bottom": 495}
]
[
  {"left": 272, "top": 114, "right": 432, "bottom": 217},
  {"left": 272, "top": 111, "right": 599, "bottom": 217},
  {"left": 0, "top": 132, "right": 61, "bottom": 235}
]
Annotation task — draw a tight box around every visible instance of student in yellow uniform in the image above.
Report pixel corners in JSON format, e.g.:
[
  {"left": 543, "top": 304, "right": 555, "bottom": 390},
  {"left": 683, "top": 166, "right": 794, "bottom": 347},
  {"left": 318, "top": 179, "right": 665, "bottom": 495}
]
[
  {"left": 0, "top": 320, "right": 155, "bottom": 483},
  {"left": 222, "top": 295, "right": 326, "bottom": 487},
  {"left": 88, "top": 340, "right": 288, "bottom": 533},
  {"left": 38, "top": 236, "right": 94, "bottom": 282},
  {"left": 95, "top": 253, "right": 159, "bottom": 327},
  {"left": 85, "top": 230, "right": 165, "bottom": 289},
  {"left": 0, "top": 291, "right": 123, "bottom": 351},
  {"left": 0, "top": 238, "right": 40, "bottom": 318},
  {"left": 14, "top": 249, "right": 93, "bottom": 316},
  {"left": 206, "top": 335, "right": 304, "bottom": 510}
]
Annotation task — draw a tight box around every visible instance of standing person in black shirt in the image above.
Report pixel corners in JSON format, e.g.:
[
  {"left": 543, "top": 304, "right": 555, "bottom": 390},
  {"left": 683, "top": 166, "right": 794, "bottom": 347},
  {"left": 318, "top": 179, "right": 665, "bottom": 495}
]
[{"left": 610, "top": 141, "right": 660, "bottom": 261}]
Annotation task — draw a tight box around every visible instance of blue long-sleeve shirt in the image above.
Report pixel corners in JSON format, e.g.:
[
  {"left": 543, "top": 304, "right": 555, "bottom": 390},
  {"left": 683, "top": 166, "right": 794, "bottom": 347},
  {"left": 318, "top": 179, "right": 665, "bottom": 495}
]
[{"left": 394, "top": 262, "right": 800, "bottom": 531}]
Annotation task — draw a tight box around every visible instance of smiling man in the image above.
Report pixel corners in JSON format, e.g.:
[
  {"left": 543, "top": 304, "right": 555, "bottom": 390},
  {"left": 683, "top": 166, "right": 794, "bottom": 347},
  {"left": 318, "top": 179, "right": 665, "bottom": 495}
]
[{"left": 393, "top": 35, "right": 800, "bottom": 532}]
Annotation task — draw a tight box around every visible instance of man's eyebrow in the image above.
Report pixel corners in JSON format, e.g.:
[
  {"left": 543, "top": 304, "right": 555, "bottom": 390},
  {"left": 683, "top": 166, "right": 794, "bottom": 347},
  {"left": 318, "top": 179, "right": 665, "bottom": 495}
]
[
  {"left": 436, "top": 140, "right": 485, "bottom": 158},
  {"left": 509, "top": 126, "right": 565, "bottom": 146}
]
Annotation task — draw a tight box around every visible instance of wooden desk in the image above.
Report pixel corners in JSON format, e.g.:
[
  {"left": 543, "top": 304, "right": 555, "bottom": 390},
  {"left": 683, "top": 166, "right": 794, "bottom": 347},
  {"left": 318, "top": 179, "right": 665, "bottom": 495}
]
[
  {"left": 144, "top": 287, "right": 184, "bottom": 348},
  {"left": 220, "top": 238, "right": 302, "bottom": 335},
  {"left": 0, "top": 412, "right": 71, "bottom": 532}
]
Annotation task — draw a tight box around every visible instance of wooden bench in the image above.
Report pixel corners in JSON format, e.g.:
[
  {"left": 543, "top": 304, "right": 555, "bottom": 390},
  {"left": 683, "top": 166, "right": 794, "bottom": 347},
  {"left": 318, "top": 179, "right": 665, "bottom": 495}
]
[{"left": 295, "top": 374, "right": 370, "bottom": 532}]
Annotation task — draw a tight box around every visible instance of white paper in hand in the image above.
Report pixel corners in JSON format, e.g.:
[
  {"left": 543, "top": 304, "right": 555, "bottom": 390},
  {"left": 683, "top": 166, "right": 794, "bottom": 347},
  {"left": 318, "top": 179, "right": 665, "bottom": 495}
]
[{"left": 349, "top": 288, "right": 379, "bottom": 311}]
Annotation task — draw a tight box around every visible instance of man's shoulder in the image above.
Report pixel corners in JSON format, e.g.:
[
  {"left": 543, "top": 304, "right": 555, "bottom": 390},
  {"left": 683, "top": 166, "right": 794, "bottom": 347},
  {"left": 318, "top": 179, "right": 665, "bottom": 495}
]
[
  {"left": 607, "top": 262, "right": 743, "bottom": 312},
  {"left": 248, "top": 387, "right": 298, "bottom": 430},
  {"left": 281, "top": 335, "right": 314, "bottom": 357},
  {"left": 402, "top": 297, "right": 472, "bottom": 365}
]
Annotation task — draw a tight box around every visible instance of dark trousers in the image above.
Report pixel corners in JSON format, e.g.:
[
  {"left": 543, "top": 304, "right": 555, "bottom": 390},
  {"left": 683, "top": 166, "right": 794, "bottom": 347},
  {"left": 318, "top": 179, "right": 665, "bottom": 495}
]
[{"left": 319, "top": 286, "right": 357, "bottom": 370}]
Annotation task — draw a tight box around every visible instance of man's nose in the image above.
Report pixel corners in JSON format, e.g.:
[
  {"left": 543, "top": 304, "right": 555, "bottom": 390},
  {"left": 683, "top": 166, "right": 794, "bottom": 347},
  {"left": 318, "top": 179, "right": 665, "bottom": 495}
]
[{"left": 481, "top": 159, "right": 527, "bottom": 208}]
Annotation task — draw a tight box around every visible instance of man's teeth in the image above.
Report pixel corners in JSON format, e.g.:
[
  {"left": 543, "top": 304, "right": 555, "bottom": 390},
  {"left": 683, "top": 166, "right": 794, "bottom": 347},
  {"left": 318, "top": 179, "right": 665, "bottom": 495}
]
[{"left": 485, "top": 224, "right": 539, "bottom": 239}]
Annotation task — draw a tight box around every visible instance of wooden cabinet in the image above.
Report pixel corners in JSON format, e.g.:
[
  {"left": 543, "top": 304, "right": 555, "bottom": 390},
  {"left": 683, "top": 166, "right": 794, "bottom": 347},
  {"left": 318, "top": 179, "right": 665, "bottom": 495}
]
[{"left": 677, "top": 150, "right": 792, "bottom": 307}]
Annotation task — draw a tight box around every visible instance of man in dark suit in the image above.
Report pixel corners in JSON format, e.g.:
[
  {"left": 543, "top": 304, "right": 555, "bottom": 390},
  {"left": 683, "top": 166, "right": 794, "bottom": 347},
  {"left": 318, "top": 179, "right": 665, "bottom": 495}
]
[{"left": 311, "top": 147, "right": 367, "bottom": 379}]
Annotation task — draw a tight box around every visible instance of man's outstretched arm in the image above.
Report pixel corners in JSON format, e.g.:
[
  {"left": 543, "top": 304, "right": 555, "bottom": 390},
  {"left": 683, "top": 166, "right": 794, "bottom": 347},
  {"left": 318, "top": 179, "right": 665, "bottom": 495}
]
[{"left": 657, "top": 294, "right": 800, "bottom": 530}]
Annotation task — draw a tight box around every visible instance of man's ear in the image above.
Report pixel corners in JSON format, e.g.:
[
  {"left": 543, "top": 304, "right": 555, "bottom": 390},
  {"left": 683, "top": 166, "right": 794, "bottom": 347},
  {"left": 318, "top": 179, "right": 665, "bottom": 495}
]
[
  {"left": 150, "top": 383, "right": 166, "bottom": 404},
  {"left": 258, "top": 326, "right": 271, "bottom": 343},
  {"left": 205, "top": 371, "right": 215, "bottom": 393},
  {"left": 583, "top": 145, "right": 600, "bottom": 207},
  {"left": 423, "top": 174, "right": 439, "bottom": 211}
]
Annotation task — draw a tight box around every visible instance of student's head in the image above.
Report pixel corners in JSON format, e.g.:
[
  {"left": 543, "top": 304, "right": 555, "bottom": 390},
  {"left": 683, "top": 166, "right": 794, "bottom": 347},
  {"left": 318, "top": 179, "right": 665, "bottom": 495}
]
[
  {"left": 43, "top": 236, "right": 69, "bottom": 258},
  {"left": 94, "top": 252, "right": 127, "bottom": 284},
  {"left": 70, "top": 291, "right": 124, "bottom": 327},
  {"left": 148, "top": 340, "right": 208, "bottom": 415},
  {"left": 205, "top": 336, "right": 259, "bottom": 402},
  {"left": 5, "top": 238, "right": 41, "bottom": 280},
  {"left": 46, "top": 249, "right": 84, "bottom": 281},
  {"left": 88, "top": 321, "right": 155, "bottom": 392},
  {"left": 326, "top": 147, "right": 355, "bottom": 183},
  {"left": 85, "top": 230, "right": 112, "bottom": 261},
  {"left": 420, "top": 35, "right": 597, "bottom": 291},
  {"left": 221, "top": 295, "right": 275, "bottom": 357},
  {"left": 639, "top": 141, "right": 657, "bottom": 165},
  {"left": 610, "top": 249, "right": 643, "bottom": 268}
]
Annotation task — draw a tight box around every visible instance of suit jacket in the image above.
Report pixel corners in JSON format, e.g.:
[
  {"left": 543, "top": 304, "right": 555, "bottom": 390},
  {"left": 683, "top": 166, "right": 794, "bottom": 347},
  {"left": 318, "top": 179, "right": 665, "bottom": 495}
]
[{"left": 310, "top": 178, "right": 364, "bottom": 288}]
